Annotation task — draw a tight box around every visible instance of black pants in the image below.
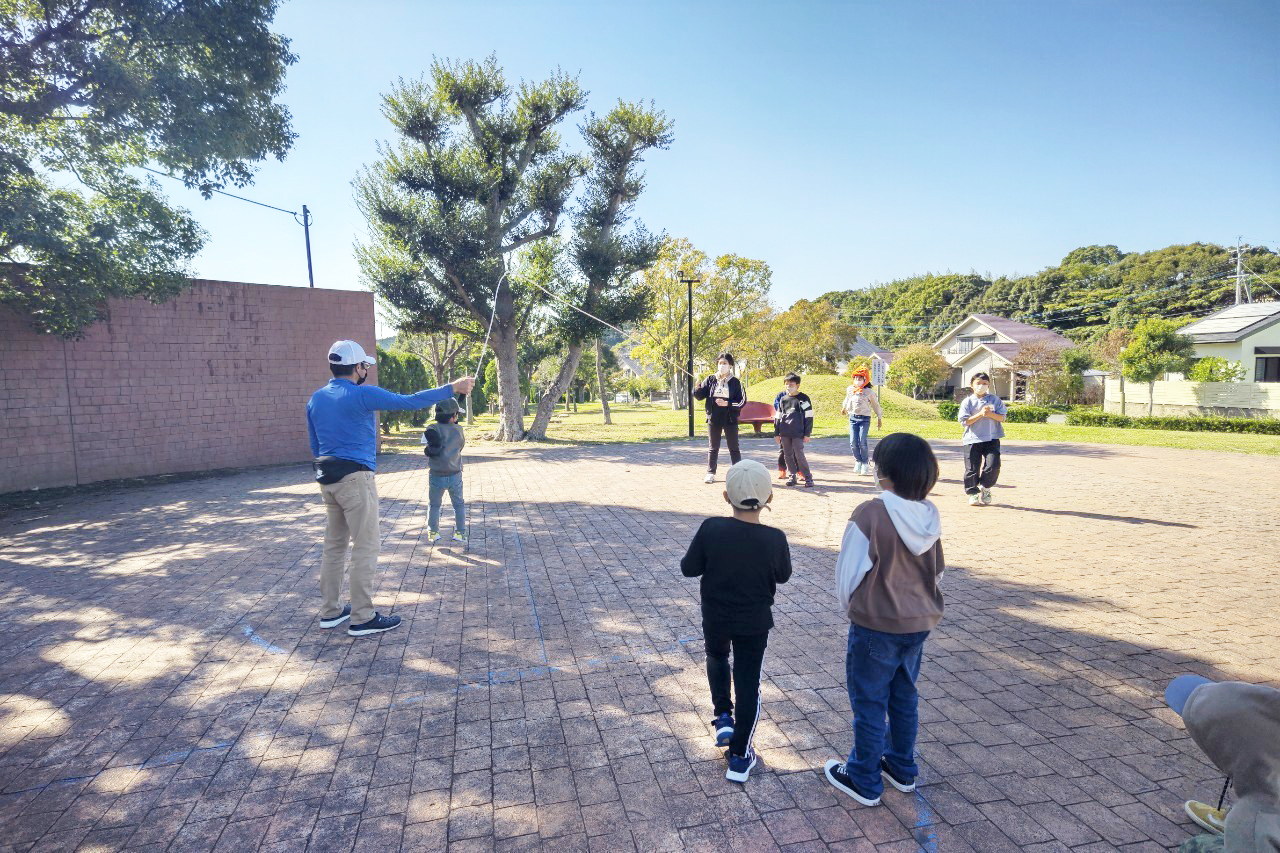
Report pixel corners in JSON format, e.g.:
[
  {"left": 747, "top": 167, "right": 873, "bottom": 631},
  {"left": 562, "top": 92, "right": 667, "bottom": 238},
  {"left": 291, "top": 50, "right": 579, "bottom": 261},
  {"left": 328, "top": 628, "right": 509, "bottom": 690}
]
[
  {"left": 964, "top": 439, "right": 1001, "bottom": 494},
  {"left": 707, "top": 420, "right": 741, "bottom": 473},
  {"left": 705, "top": 627, "right": 768, "bottom": 757}
]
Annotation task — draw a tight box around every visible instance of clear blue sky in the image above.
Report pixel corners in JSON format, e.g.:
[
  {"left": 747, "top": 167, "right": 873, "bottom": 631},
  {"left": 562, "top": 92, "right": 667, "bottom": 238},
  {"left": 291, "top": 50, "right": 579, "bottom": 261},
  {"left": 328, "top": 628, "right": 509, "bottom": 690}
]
[{"left": 158, "top": 0, "right": 1280, "bottom": 335}]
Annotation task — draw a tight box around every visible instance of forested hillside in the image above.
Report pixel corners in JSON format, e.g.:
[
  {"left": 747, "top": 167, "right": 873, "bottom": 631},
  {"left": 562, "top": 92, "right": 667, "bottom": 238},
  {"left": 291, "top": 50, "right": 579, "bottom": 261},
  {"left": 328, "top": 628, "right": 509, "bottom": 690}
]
[{"left": 821, "top": 243, "right": 1280, "bottom": 350}]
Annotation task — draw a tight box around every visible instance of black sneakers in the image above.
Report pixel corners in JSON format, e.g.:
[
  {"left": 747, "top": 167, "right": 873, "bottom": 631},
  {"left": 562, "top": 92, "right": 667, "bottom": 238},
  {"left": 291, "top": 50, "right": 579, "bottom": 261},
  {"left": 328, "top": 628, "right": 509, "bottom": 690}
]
[
  {"left": 319, "top": 604, "right": 351, "bottom": 629},
  {"left": 881, "top": 758, "right": 916, "bottom": 792},
  {"left": 823, "top": 759, "right": 881, "bottom": 806},
  {"left": 347, "top": 612, "right": 401, "bottom": 637}
]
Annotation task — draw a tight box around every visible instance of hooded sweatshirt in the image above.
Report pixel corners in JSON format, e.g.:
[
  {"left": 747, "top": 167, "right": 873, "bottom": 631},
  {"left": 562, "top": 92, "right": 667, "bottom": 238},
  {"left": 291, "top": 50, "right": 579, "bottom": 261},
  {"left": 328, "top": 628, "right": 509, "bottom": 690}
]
[
  {"left": 1182, "top": 681, "right": 1280, "bottom": 853},
  {"left": 835, "top": 491, "right": 945, "bottom": 633}
]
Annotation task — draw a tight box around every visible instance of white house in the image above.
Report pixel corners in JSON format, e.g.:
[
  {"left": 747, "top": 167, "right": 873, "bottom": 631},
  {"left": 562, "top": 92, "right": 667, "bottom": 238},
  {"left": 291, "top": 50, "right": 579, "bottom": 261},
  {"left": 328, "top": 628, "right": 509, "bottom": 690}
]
[
  {"left": 1178, "top": 301, "right": 1280, "bottom": 383},
  {"left": 932, "top": 314, "right": 1073, "bottom": 400}
]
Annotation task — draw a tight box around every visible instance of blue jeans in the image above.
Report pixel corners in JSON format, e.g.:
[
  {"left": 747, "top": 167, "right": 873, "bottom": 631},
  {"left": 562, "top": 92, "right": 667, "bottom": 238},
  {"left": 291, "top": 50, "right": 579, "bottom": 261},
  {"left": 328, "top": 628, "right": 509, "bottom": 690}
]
[
  {"left": 848, "top": 416, "right": 871, "bottom": 464},
  {"left": 844, "top": 624, "right": 930, "bottom": 797},
  {"left": 428, "top": 473, "right": 465, "bottom": 532}
]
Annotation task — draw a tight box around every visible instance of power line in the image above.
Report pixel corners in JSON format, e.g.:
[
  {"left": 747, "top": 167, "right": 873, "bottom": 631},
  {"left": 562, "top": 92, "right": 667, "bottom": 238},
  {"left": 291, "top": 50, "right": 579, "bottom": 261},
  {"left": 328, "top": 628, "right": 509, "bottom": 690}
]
[
  {"left": 140, "top": 166, "right": 317, "bottom": 287},
  {"left": 140, "top": 167, "right": 298, "bottom": 216}
]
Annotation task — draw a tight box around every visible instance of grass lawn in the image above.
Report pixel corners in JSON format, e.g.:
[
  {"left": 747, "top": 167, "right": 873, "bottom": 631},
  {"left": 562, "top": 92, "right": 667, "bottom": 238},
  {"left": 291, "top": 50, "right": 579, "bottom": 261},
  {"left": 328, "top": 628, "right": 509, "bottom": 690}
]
[{"left": 380, "top": 395, "right": 1280, "bottom": 456}]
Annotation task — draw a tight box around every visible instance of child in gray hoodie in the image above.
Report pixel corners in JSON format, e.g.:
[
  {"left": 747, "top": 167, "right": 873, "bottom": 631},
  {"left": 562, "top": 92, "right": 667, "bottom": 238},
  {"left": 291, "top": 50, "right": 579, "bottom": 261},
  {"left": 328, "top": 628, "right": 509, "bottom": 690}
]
[
  {"left": 824, "top": 432, "right": 944, "bottom": 807},
  {"left": 422, "top": 397, "right": 466, "bottom": 543}
]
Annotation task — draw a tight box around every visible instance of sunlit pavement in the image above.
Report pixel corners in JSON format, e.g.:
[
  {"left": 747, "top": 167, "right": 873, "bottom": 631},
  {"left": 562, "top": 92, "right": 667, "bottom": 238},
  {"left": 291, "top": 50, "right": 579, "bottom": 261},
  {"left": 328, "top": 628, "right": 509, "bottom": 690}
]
[{"left": 2, "top": 436, "right": 1277, "bottom": 851}]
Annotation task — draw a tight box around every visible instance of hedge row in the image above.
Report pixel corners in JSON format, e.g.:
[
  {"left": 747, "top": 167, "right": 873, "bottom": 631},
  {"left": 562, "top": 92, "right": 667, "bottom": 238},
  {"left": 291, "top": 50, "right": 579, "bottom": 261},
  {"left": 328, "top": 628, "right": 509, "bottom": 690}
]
[
  {"left": 1067, "top": 410, "right": 1280, "bottom": 435},
  {"left": 936, "top": 400, "right": 1052, "bottom": 423}
]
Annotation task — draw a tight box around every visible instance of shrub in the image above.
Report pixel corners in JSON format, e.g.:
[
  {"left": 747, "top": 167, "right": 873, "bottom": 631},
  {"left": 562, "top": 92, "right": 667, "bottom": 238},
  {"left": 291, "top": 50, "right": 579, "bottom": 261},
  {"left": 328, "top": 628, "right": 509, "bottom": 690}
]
[
  {"left": 1066, "top": 411, "right": 1280, "bottom": 434},
  {"left": 1067, "top": 411, "right": 1133, "bottom": 428},
  {"left": 1188, "top": 357, "right": 1246, "bottom": 383},
  {"left": 937, "top": 400, "right": 960, "bottom": 421},
  {"left": 1005, "top": 405, "right": 1052, "bottom": 423}
]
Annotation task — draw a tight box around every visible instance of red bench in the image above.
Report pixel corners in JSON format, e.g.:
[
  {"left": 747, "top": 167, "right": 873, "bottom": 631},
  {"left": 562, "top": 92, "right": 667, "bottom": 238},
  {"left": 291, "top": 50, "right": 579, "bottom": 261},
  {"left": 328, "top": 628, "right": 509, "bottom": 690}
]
[{"left": 739, "top": 401, "right": 776, "bottom": 435}]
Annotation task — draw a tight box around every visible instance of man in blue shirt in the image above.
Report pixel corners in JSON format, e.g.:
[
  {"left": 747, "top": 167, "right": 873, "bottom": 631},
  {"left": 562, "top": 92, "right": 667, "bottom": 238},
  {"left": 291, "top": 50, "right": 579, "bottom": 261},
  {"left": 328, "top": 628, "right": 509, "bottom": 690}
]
[{"left": 307, "top": 340, "right": 474, "bottom": 637}]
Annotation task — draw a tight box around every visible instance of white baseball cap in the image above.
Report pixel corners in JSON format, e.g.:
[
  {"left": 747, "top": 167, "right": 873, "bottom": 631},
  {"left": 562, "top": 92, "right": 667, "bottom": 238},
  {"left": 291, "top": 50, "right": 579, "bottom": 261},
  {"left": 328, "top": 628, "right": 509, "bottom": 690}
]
[
  {"left": 725, "top": 459, "right": 772, "bottom": 510},
  {"left": 327, "top": 340, "right": 376, "bottom": 366}
]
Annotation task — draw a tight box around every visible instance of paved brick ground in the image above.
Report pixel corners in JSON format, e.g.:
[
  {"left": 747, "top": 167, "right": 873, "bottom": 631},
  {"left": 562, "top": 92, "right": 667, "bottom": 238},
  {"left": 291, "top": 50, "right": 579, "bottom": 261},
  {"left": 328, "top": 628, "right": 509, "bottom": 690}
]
[{"left": 1, "top": 435, "right": 1278, "bottom": 852}]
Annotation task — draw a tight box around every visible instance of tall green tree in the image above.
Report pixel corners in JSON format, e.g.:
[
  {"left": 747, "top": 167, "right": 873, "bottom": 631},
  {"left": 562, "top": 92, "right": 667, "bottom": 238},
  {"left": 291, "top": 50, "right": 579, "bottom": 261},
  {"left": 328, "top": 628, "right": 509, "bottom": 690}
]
[
  {"left": 1120, "top": 318, "right": 1197, "bottom": 415},
  {"left": 886, "top": 344, "right": 949, "bottom": 399},
  {"left": 356, "top": 56, "right": 588, "bottom": 441},
  {"left": 632, "top": 238, "right": 772, "bottom": 408},
  {"left": 0, "top": 0, "right": 296, "bottom": 337},
  {"left": 525, "top": 100, "right": 671, "bottom": 440}
]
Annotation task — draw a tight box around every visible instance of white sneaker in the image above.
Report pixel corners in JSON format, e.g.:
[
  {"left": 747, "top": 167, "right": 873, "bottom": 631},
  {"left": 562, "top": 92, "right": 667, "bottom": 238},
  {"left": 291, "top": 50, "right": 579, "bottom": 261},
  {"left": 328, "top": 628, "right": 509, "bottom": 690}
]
[
  {"left": 859, "top": 463, "right": 868, "bottom": 475},
  {"left": 704, "top": 473, "right": 715, "bottom": 484},
  {"left": 980, "top": 487, "right": 993, "bottom": 506},
  {"left": 968, "top": 493, "right": 982, "bottom": 507}
]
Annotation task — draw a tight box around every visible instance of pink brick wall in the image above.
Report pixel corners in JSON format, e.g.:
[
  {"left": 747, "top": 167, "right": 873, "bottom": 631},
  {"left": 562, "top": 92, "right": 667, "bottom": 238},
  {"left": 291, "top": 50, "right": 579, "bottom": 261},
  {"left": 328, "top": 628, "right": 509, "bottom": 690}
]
[{"left": 0, "top": 280, "right": 376, "bottom": 493}]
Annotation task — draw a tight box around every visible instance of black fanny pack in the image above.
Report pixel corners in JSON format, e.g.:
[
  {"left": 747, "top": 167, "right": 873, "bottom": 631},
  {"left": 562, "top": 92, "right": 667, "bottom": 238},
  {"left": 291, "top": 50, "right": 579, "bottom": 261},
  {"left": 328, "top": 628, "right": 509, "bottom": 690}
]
[{"left": 313, "top": 456, "right": 370, "bottom": 485}]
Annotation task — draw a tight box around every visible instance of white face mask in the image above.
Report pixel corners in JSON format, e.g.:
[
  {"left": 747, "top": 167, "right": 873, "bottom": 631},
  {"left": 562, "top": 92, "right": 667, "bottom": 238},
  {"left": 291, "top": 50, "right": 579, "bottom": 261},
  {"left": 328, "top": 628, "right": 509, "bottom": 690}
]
[
  {"left": 717, "top": 363, "right": 731, "bottom": 377},
  {"left": 973, "top": 384, "right": 989, "bottom": 396}
]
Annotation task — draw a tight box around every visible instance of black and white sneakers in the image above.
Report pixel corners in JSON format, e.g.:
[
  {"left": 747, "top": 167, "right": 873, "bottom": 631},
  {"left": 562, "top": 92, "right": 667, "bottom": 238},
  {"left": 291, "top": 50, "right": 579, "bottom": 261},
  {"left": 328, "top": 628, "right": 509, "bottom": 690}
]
[
  {"left": 319, "top": 604, "right": 351, "bottom": 629},
  {"left": 823, "top": 759, "right": 881, "bottom": 806},
  {"left": 347, "top": 612, "right": 402, "bottom": 637}
]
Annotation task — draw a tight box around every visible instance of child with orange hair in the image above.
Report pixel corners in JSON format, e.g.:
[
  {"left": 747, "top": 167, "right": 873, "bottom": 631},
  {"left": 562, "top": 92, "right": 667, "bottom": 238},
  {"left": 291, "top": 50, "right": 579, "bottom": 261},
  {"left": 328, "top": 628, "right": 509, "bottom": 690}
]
[{"left": 840, "top": 367, "right": 883, "bottom": 475}]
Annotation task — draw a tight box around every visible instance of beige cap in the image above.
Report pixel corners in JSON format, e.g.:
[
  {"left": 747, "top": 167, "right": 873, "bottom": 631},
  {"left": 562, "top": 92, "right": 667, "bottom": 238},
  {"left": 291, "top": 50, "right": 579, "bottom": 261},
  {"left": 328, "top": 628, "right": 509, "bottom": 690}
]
[{"left": 725, "top": 459, "right": 772, "bottom": 510}]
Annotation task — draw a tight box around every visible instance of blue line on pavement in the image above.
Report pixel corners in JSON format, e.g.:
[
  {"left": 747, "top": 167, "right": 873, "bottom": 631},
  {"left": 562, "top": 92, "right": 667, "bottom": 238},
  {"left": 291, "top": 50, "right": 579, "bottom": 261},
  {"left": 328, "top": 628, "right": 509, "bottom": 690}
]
[{"left": 240, "top": 624, "right": 286, "bottom": 654}]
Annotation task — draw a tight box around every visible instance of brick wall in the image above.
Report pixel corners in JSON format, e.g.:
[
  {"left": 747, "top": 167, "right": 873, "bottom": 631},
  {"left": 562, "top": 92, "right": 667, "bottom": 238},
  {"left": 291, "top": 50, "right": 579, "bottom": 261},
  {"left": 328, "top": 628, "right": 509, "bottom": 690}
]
[{"left": 0, "top": 280, "right": 376, "bottom": 493}]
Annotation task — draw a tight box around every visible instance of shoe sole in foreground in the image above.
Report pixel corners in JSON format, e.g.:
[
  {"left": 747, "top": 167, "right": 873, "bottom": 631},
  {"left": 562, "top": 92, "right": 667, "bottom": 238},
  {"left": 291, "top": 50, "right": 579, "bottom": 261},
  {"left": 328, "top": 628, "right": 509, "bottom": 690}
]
[
  {"left": 348, "top": 618, "right": 401, "bottom": 637},
  {"left": 318, "top": 607, "right": 350, "bottom": 629},
  {"left": 1185, "top": 801, "right": 1225, "bottom": 834},
  {"left": 824, "top": 759, "right": 881, "bottom": 806},
  {"left": 725, "top": 752, "right": 757, "bottom": 783},
  {"left": 881, "top": 764, "right": 916, "bottom": 793}
]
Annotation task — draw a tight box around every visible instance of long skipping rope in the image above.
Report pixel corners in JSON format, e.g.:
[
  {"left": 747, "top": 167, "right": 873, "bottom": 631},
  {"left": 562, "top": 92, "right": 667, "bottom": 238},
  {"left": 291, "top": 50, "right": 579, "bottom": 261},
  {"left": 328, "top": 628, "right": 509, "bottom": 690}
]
[{"left": 449, "top": 266, "right": 507, "bottom": 546}]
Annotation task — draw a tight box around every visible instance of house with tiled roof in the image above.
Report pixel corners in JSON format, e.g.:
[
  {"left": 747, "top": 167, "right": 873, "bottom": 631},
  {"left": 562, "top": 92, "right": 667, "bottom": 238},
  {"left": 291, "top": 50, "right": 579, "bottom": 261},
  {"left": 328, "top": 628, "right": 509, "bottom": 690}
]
[
  {"left": 839, "top": 335, "right": 895, "bottom": 377},
  {"left": 932, "top": 314, "right": 1074, "bottom": 400}
]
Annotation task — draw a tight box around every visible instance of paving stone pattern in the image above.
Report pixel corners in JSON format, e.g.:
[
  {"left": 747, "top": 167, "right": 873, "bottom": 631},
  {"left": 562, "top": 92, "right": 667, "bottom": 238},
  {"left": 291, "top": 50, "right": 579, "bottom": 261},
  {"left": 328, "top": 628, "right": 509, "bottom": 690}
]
[{"left": 1, "top": 435, "right": 1277, "bottom": 852}]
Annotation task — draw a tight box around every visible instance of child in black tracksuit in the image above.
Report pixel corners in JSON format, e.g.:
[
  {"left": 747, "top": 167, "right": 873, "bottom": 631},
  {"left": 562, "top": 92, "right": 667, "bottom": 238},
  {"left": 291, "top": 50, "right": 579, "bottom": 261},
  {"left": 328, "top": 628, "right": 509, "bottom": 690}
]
[
  {"left": 774, "top": 372, "right": 815, "bottom": 486},
  {"left": 681, "top": 459, "right": 792, "bottom": 784}
]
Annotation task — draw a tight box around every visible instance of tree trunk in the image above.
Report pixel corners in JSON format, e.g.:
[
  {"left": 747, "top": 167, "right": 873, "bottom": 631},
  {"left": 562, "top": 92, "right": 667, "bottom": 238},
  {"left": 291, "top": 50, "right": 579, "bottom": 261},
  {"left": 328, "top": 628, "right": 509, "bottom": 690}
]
[
  {"left": 1118, "top": 374, "right": 1126, "bottom": 416},
  {"left": 596, "top": 338, "right": 612, "bottom": 425},
  {"left": 1148, "top": 380, "right": 1155, "bottom": 417},
  {"left": 526, "top": 343, "right": 585, "bottom": 440},
  {"left": 491, "top": 325, "right": 525, "bottom": 441}
]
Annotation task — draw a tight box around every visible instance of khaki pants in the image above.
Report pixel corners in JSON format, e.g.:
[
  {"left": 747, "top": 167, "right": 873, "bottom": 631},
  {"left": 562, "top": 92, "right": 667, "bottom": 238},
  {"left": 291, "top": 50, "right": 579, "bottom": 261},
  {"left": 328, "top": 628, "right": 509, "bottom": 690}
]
[{"left": 319, "top": 470, "right": 379, "bottom": 625}]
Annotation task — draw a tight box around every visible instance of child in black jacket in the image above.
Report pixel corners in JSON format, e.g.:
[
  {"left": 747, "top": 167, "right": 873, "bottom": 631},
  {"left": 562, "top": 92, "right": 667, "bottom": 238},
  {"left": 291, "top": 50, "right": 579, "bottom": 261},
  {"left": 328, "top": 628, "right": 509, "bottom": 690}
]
[
  {"left": 774, "top": 372, "right": 815, "bottom": 486},
  {"left": 681, "top": 459, "right": 792, "bottom": 784},
  {"left": 692, "top": 352, "right": 747, "bottom": 484}
]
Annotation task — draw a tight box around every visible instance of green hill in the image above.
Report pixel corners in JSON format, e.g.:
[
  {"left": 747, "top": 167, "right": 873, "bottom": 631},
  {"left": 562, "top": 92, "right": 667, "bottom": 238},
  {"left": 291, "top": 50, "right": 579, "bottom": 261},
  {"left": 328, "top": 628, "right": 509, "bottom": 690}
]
[
  {"left": 821, "top": 243, "right": 1280, "bottom": 351},
  {"left": 746, "top": 374, "right": 939, "bottom": 421}
]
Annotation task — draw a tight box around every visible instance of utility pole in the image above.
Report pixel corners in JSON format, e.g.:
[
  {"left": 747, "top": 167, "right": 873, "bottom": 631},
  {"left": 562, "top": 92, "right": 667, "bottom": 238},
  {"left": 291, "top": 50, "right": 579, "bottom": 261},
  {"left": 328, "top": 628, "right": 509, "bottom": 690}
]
[
  {"left": 678, "top": 269, "right": 700, "bottom": 439},
  {"left": 302, "top": 205, "right": 315, "bottom": 288},
  {"left": 1231, "top": 237, "right": 1255, "bottom": 304}
]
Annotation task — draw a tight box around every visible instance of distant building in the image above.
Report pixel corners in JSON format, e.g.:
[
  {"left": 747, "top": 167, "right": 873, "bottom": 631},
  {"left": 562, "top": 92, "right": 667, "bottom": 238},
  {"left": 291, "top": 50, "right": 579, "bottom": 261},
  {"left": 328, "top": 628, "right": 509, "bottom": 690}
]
[
  {"left": 933, "top": 314, "right": 1073, "bottom": 400},
  {"left": 1178, "top": 301, "right": 1280, "bottom": 383},
  {"left": 839, "top": 335, "right": 894, "bottom": 376}
]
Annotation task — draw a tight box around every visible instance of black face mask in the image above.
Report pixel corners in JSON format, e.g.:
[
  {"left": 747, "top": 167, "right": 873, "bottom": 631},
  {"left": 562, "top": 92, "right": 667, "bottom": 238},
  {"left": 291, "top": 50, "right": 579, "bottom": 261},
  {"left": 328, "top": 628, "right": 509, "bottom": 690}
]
[{"left": 356, "top": 366, "right": 368, "bottom": 385}]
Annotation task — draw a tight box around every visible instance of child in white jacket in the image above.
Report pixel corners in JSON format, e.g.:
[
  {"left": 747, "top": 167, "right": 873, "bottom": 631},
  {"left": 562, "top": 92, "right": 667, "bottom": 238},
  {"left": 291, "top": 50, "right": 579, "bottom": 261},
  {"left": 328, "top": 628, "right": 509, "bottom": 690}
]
[{"left": 824, "top": 433, "right": 944, "bottom": 808}]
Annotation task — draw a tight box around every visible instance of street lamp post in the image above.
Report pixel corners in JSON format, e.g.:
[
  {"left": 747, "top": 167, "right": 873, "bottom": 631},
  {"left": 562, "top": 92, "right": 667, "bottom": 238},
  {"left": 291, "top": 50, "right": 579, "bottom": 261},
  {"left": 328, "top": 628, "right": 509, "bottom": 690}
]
[{"left": 678, "top": 269, "right": 700, "bottom": 439}]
